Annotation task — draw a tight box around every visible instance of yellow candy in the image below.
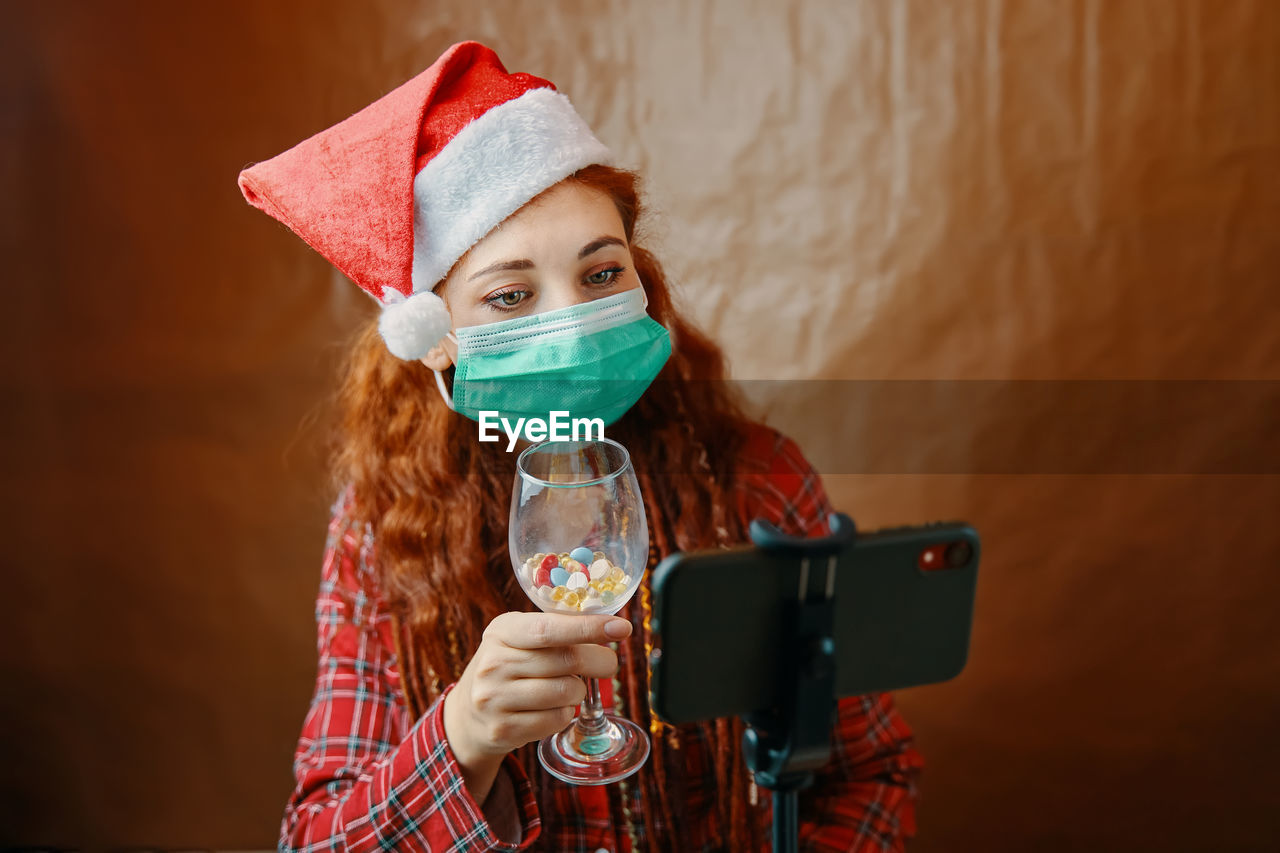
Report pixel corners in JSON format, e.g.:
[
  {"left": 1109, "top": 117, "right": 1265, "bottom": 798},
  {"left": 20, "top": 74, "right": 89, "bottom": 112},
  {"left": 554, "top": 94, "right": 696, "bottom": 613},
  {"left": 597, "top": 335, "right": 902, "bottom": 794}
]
[
  {"left": 565, "top": 591, "right": 581, "bottom": 607},
  {"left": 564, "top": 558, "right": 584, "bottom": 573},
  {"left": 608, "top": 566, "right": 625, "bottom": 582},
  {"left": 551, "top": 586, "right": 568, "bottom": 601},
  {"left": 593, "top": 550, "right": 607, "bottom": 562},
  {"left": 558, "top": 552, "right": 571, "bottom": 564}
]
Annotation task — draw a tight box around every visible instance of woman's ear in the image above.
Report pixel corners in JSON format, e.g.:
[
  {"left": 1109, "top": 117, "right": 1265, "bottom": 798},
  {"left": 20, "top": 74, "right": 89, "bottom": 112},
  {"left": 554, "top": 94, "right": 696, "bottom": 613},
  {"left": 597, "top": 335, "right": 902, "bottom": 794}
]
[{"left": 419, "top": 342, "right": 454, "bottom": 371}]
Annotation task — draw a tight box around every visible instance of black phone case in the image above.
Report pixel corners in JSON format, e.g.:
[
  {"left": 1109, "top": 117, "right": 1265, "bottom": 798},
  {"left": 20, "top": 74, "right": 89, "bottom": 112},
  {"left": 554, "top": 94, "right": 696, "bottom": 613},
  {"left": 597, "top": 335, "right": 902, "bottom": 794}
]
[{"left": 648, "top": 522, "right": 980, "bottom": 724}]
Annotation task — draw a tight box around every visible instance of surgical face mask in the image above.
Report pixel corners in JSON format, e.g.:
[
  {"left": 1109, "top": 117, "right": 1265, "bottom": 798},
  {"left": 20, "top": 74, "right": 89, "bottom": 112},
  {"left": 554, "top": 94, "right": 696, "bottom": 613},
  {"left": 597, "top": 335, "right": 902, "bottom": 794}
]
[{"left": 433, "top": 287, "right": 672, "bottom": 430}]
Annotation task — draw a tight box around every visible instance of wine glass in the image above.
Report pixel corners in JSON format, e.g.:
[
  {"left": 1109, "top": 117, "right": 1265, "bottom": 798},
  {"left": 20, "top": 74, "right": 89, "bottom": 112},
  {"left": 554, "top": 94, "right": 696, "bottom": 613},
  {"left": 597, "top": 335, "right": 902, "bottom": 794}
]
[{"left": 510, "top": 437, "right": 651, "bottom": 785}]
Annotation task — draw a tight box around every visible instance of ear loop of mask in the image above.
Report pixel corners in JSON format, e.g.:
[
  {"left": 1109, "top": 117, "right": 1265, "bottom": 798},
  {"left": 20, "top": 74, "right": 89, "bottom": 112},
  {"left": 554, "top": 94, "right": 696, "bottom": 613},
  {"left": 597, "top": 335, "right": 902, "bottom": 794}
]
[{"left": 431, "top": 331, "right": 459, "bottom": 412}]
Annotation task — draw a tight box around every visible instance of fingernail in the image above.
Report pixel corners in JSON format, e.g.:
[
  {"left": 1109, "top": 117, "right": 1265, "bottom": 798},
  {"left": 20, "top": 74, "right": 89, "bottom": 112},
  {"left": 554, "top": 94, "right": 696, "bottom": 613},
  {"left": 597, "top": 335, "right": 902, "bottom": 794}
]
[{"left": 605, "top": 618, "right": 631, "bottom": 639}]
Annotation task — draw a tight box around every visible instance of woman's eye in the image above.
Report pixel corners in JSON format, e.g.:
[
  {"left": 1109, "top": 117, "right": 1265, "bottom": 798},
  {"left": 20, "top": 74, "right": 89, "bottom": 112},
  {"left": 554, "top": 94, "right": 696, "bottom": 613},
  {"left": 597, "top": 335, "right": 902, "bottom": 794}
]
[
  {"left": 586, "top": 266, "right": 625, "bottom": 286},
  {"left": 486, "top": 289, "right": 528, "bottom": 309}
]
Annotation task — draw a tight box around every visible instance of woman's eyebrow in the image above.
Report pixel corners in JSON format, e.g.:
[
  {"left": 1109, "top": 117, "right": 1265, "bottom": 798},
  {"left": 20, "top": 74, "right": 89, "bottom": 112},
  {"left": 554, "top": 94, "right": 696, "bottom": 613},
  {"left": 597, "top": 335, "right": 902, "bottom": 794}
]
[
  {"left": 578, "top": 236, "right": 626, "bottom": 259},
  {"left": 466, "top": 236, "right": 625, "bottom": 283},
  {"left": 468, "top": 258, "right": 534, "bottom": 282}
]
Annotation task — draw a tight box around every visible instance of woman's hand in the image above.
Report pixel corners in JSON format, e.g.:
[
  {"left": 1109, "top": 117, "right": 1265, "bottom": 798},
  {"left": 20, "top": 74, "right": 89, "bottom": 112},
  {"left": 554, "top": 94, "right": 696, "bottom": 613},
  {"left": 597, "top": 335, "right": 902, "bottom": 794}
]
[{"left": 442, "top": 611, "right": 633, "bottom": 800}]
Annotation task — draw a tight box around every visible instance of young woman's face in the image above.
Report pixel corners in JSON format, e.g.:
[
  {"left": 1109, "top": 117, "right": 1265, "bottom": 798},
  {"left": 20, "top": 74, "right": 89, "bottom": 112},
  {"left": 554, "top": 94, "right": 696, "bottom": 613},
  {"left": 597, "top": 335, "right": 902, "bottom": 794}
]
[{"left": 419, "top": 181, "right": 641, "bottom": 370}]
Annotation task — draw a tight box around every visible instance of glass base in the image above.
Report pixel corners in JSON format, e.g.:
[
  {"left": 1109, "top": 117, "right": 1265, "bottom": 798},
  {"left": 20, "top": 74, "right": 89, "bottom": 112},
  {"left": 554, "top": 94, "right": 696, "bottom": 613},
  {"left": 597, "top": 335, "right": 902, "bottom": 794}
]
[{"left": 537, "top": 714, "right": 650, "bottom": 786}]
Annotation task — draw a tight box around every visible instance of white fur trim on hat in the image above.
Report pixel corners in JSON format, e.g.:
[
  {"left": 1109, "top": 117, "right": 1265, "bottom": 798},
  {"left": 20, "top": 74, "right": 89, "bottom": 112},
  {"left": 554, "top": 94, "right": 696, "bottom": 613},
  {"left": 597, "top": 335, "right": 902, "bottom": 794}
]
[
  {"left": 410, "top": 87, "right": 613, "bottom": 294},
  {"left": 377, "top": 288, "right": 452, "bottom": 361}
]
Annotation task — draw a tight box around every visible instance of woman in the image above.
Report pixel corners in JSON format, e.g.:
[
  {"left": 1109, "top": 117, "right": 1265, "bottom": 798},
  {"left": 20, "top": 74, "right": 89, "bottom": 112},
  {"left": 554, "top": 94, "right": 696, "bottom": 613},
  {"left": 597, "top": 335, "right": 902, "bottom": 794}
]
[{"left": 240, "top": 41, "right": 923, "bottom": 852}]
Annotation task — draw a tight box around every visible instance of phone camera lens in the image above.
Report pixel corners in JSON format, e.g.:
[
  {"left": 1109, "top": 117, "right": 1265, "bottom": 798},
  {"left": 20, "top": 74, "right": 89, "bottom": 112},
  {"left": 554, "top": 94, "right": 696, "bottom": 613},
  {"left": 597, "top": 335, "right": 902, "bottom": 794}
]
[{"left": 944, "top": 541, "right": 973, "bottom": 568}]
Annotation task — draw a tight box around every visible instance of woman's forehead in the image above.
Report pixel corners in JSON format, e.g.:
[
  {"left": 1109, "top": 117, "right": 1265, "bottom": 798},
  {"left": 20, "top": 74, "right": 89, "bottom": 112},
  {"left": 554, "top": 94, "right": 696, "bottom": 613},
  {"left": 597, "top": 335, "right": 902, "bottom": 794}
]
[{"left": 460, "top": 183, "right": 627, "bottom": 267}]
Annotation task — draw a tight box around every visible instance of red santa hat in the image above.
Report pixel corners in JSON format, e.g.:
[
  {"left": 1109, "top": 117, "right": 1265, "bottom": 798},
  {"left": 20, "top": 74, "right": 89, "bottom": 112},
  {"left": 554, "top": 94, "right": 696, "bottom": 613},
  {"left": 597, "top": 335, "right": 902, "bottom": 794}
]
[{"left": 237, "top": 41, "right": 613, "bottom": 360}]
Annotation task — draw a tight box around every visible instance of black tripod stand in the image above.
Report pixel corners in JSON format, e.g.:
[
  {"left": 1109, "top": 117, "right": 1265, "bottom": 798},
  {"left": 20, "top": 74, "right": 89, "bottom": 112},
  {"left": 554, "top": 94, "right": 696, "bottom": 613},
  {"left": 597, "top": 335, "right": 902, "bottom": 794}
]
[{"left": 740, "top": 513, "right": 856, "bottom": 853}]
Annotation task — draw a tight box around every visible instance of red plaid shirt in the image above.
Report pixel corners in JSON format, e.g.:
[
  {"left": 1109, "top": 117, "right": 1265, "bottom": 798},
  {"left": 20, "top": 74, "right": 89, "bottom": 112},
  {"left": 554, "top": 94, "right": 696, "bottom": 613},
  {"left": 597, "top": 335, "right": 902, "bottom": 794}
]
[{"left": 280, "top": 427, "right": 924, "bottom": 851}]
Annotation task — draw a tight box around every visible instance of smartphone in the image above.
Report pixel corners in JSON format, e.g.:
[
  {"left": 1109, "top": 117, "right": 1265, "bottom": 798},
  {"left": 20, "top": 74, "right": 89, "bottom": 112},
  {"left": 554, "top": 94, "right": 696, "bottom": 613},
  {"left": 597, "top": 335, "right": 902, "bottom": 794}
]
[{"left": 648, "top": 520, "right": 980, "bottom": 725}]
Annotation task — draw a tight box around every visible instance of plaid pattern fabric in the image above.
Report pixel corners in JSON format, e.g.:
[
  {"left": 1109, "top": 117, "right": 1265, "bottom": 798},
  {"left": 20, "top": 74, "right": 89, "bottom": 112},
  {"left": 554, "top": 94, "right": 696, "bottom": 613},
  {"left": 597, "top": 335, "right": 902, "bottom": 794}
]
[{"left": 279, "top": 425, "right": 924, "bottom": 851}]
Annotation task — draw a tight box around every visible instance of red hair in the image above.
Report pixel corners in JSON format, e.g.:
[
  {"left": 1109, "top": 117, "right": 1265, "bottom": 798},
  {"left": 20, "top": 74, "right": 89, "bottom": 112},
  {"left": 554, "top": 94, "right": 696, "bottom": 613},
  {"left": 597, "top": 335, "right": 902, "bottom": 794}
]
[{"left": 329, "top": 165, "right": 761, "bottom": 849}]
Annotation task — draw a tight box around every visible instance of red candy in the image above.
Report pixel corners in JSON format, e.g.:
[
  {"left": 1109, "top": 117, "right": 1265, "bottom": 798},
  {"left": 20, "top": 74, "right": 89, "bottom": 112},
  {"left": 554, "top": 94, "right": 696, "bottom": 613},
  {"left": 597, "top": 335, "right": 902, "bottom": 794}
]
[
  {"left": 539, "top": 554, "right": 560, "bottom": 572},
  {"left": 534, "top": 566, "right": 552, "bottom": 587}
]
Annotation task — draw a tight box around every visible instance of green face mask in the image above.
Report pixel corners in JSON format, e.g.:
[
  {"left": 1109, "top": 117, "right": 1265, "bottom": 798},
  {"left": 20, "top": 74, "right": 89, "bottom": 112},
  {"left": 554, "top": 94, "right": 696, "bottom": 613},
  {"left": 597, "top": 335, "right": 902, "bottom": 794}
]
[{"left": 433, "top": 288, "right": 672, "bottom": 431}]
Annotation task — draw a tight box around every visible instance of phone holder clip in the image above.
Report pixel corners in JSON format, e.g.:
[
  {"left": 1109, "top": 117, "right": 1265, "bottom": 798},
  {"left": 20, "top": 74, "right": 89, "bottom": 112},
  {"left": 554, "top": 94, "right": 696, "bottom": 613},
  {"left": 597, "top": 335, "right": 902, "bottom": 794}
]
[{"left": 740, "top": 512, "right": 855, "bottom": 853}]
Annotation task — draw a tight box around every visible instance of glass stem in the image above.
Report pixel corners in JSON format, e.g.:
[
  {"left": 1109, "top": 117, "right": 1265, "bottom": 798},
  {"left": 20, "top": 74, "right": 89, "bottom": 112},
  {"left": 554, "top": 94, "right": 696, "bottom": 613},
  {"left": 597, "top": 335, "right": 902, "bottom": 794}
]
[{"left": 576, "top": 677, "right": 607, "bottom": 735}]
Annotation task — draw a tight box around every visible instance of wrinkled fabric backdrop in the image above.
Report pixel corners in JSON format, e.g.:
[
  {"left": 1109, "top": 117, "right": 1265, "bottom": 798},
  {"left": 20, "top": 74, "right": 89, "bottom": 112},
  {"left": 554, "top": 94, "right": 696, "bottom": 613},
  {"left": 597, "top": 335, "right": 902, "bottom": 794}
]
[{"left": 3, "top": 0, "right": 1277, "bottom": 849}]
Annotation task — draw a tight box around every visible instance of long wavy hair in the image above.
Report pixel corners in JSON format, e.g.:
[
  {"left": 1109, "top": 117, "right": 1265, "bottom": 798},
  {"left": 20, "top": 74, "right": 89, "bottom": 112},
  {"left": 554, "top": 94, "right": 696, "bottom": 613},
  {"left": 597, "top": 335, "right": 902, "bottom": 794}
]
[{"left": 330, "top": 165, "right": 763, "bottom": 850}]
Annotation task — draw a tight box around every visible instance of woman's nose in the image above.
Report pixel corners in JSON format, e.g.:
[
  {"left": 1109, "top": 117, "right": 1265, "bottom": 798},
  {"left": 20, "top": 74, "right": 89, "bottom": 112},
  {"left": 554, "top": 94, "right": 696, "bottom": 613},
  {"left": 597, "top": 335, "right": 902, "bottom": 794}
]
[{"left": 536, "top": 281, "right": 597, "bottom": 313}]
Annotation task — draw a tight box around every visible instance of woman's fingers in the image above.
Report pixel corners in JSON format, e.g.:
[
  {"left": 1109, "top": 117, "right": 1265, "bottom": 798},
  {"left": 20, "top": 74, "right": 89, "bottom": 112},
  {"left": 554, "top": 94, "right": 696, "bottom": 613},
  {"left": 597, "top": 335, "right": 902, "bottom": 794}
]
[
  {"left": 502, "top": 642, "right": 619, "bottom": 680},
  {"left": 472, "top": 674, "right": 588, "bottom": 716},
  {"left": 456, "top": 611, "right": 633, "bottom": 755},
  {"left": 472, "top": 706, "right": 578, "bottom": 752},
  {"left": 485, "top": 611, "right": 632, "bottom": 650}
]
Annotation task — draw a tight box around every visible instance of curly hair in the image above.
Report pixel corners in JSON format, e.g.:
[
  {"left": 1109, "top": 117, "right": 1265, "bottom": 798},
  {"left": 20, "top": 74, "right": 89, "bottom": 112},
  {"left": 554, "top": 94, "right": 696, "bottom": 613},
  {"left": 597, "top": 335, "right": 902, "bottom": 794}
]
[{"left": 328, "top": 165, "right": 763, "bottom": 850}]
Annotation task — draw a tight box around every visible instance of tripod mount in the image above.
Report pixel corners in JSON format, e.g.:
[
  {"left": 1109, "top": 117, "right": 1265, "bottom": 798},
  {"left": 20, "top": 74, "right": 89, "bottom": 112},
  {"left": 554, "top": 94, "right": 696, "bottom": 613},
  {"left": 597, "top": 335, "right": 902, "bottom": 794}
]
[{"left": 740, "top": 512, "right": 857, "bottom": 853}]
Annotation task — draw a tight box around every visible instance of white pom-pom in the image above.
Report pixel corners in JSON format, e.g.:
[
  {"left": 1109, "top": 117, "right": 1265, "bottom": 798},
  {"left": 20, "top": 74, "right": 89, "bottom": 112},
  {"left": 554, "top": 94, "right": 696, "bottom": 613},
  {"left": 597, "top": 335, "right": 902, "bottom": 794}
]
[{"left": 377, "top": 289, "right": 452, "bottom": 361}]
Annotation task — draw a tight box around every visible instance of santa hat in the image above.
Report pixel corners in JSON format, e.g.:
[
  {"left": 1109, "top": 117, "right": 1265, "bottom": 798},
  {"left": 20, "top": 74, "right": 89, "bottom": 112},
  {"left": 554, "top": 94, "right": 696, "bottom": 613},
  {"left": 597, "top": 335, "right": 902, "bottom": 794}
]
[{"left": 237, "top": 41, "right": 612, "bottom": 360}]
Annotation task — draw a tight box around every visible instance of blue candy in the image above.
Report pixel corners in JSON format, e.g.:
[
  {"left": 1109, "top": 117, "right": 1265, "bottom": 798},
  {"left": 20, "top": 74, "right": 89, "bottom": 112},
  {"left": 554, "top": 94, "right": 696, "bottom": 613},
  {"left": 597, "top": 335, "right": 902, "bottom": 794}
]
[
  {"left": 550, "top": 567, "right": 569, "bottom": 587},
  {"left": 570, "top": 546, "right": 594, "bottom": 565}
]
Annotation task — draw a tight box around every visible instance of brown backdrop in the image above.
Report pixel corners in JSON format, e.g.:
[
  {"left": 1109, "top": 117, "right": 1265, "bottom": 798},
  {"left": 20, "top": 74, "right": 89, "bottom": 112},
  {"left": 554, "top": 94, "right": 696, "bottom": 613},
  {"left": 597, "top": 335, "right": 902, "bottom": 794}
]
[{"left": 3, "top": 0, "right": 1277, "bottom": 849}]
